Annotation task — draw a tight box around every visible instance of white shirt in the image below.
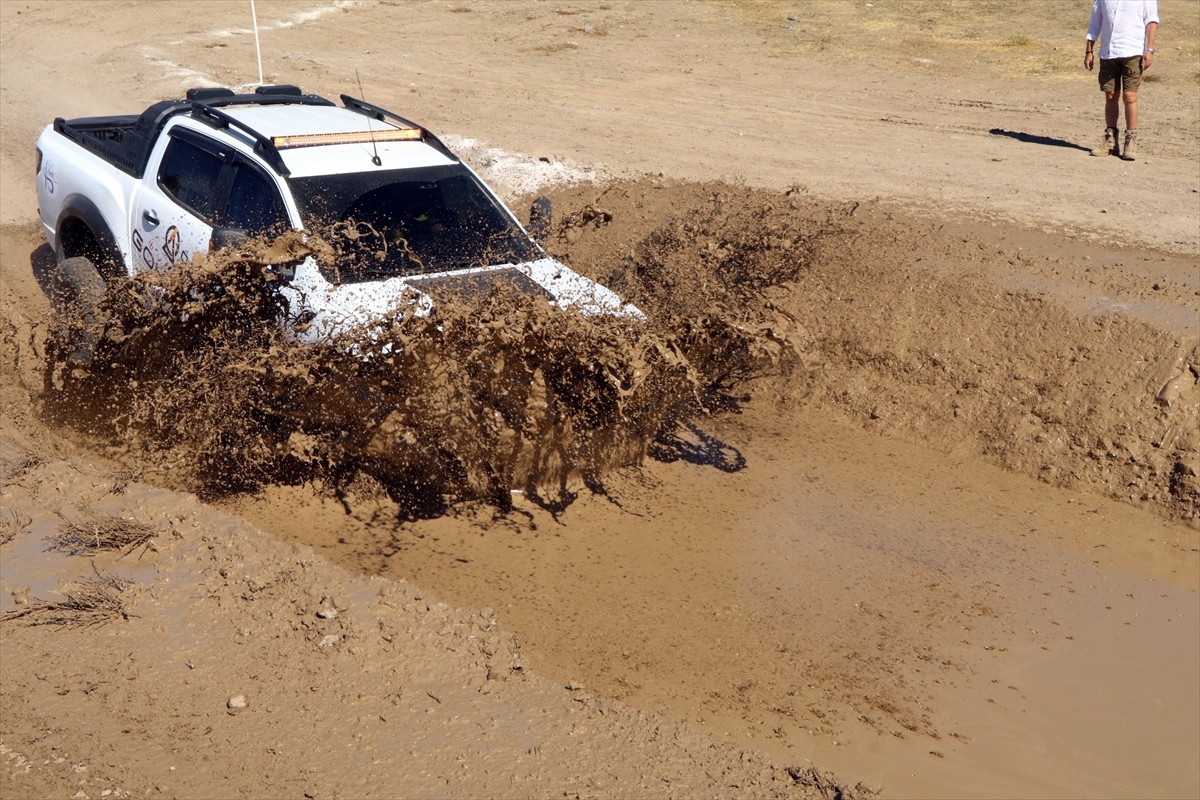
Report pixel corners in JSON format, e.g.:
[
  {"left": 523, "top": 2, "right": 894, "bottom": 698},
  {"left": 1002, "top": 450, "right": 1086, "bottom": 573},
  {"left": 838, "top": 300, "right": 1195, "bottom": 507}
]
[{"left": 1087, "top": 0, "right": 1160, "bottom": 60}]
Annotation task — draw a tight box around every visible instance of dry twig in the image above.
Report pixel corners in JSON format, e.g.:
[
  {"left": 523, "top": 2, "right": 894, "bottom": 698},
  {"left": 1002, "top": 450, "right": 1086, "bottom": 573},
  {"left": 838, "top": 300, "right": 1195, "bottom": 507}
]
[
  {"left": 0, "top": 507, "right": 33, "bottom": 546},
  {"left": 49, "top": 511, "right": 157, "bottom": 557},
  {"left": 0, "top": 449, "right": 42, "bottom": 487},
  {"left": 1, "top": 567, "right": 132, "bottom": 628}
]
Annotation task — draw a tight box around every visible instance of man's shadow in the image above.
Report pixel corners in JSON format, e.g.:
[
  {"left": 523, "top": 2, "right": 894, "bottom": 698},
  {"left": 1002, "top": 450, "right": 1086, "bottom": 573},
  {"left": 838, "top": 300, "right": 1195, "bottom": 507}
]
[{"left": 989, "top": 128, "right": 1090, "bottom": 152}]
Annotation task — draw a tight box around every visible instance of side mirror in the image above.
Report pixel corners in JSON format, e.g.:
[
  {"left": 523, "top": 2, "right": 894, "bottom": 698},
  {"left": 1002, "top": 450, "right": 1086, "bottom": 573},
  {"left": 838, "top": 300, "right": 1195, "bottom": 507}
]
[
  {"left": 210, "top": 227, "right": 250, "bottom": 252},
  {"left": 528, "top": 196, "right": 552, "bottom": 241},
  {"left": 210, "top": 228, "right": 297, "bottom": 282}
]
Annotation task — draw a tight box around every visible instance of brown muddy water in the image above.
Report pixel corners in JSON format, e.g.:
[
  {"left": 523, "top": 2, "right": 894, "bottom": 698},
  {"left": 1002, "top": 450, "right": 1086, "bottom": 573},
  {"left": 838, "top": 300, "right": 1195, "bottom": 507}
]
[{"left": 228, "top": 401, "right": 1199, "bottom": 800}]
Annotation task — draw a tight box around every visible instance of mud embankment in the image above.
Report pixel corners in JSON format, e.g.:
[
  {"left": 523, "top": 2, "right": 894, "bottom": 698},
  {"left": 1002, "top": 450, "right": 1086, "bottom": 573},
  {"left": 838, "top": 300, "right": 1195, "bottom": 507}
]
[{"left": 536, "top": 180, "right": 1200, "bottom": 526}]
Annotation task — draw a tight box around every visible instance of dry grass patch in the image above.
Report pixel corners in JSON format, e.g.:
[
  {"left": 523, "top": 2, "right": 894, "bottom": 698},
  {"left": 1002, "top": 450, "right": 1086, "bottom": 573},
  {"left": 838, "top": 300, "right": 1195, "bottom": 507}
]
[
  {"left": 49, "top": 512, "right": 158, "bottom": 557},
  {"left": 719, "top": 0, "right": 1199, "bottom": 88},
  {"left": 0, "top": 508, "right": 32, "bottom": 546},
  {"left": 528, "top": 41, "right": 580, "bottom": 55},
  {"left": 0, "top": 449, "right": 42, "bottom": 486},
  {"left": 1, "top": 569, "right": 132, "bottom": 628}
]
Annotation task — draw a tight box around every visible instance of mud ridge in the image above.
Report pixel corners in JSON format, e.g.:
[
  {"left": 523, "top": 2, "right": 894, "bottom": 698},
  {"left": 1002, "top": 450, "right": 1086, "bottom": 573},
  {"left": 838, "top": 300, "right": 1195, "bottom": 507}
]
[{"left": 537, "top": 180, "right": 1200, "bottom": 525}]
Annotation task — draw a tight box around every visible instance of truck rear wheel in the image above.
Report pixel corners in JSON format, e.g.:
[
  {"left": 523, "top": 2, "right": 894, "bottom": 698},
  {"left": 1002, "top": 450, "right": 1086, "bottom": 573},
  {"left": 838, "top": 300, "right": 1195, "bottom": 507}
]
[{"left": 50, "top": 255, "right": 108, "bottom": 367}]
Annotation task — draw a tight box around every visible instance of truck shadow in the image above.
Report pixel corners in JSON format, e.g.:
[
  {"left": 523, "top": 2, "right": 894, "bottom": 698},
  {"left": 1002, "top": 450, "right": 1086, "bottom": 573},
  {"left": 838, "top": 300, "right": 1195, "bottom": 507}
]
[
  {"left": 649, "top": 422, "right": 746, "bottom": 473},
  {"left": 30, "top": 243, "right": 57, "bottom": 299}
]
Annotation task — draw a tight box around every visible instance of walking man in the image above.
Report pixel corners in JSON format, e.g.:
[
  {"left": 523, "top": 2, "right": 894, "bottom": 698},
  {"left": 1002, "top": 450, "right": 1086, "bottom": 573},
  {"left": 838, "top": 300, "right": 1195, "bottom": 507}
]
[{"left": 1084, "top": 0, "right": 1159, "bottom": 161}]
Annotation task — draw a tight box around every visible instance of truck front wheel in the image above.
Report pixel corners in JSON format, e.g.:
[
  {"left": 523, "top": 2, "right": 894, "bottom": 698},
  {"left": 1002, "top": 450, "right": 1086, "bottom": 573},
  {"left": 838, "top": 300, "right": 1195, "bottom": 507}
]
[{"left": 50, "top": 255, "right": 108, "bottom": 367}]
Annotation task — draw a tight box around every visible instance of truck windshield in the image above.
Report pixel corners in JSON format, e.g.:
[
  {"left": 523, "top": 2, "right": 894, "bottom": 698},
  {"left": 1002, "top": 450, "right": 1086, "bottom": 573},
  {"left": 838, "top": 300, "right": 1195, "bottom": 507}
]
[{"left": 288, "top": 164, "right": 538, "bottom": 284}]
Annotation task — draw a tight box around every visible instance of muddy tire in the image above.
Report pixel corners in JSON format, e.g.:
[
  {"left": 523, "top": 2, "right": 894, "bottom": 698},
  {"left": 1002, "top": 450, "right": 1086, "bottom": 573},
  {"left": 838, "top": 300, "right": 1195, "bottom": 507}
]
[{"left": 50, "top": 255, "right": 108, "bottom": 367}]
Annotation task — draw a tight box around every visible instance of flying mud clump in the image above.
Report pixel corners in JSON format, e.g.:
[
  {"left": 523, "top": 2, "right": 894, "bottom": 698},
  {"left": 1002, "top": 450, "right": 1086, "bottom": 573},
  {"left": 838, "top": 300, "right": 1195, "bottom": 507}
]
[
  {"left": 547, "top": 183, "right": 838, "bottom": 401},
  {"left": 42, "top": 205, "right": 818, "bottom": 515}
]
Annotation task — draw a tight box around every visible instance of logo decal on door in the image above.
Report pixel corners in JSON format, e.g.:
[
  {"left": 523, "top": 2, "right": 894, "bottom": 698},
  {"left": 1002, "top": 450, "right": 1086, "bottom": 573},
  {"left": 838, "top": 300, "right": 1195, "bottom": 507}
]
[
  {"left": 161, "top": 225, "right": 191, "bottom": 265},
  {"left": 162, "top": 225, "right": 182, "bottom": 263}
]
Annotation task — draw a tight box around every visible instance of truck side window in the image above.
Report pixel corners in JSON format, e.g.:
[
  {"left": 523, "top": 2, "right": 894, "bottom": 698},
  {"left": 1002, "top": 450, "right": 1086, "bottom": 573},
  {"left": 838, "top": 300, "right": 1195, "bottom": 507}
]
[
  {"left": 158, "top": 137, "right": 224, "bottom": 222},
  {"left": 224, "top": 162, "right": 289, "bottom": 238}
]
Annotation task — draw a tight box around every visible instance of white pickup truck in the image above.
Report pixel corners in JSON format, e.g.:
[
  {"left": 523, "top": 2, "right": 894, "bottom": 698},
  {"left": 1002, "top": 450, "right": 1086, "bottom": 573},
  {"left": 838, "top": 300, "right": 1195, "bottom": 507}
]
[{"left": 36, "top": 84, "right": 638, "bottom": 355}]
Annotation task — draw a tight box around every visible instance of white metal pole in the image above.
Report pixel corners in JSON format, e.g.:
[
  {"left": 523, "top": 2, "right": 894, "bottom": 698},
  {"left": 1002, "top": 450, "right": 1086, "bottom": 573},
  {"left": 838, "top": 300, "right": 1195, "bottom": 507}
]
[{"left": 250, "top": 0, "right": 264, "bottom": 86}]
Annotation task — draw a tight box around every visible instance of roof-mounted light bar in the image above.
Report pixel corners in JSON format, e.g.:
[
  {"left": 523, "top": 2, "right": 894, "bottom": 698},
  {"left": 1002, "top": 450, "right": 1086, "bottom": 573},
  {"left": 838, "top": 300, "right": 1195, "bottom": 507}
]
[{"left": 272, "top": 128, "right": 422, "bottom": 149}]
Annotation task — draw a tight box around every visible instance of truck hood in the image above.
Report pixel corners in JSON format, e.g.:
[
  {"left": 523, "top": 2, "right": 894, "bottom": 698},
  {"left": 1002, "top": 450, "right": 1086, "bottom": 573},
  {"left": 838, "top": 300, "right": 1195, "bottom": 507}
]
[{"left": 278, "top": 257, "right": 643, "bottom": 344}]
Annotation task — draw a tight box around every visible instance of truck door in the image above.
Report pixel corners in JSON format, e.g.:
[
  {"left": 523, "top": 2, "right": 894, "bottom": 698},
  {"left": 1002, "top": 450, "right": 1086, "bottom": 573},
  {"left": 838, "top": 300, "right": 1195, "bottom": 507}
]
[{"left": 131, "top": 128, "right": 229, "bottom": 273}]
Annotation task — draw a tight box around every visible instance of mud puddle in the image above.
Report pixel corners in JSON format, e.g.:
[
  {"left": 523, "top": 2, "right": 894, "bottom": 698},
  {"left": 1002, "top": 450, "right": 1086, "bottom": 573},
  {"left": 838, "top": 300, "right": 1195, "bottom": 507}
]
[
  {"left": 794, "top": 579, "right": 1198, "bottom": 800},
  {"left": 234, "top": 402, "right": 1197, "bottom": 799},
  {"left": 0, "top": 431, "right": 198, "bottom": 618},
  {"left": 930, "top": 577, "right": 1198, "bottom": 800}
]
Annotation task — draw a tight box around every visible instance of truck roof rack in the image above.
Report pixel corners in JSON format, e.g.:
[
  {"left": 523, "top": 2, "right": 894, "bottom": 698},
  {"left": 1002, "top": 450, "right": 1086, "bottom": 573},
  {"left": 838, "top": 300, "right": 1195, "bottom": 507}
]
[
  {"left": 255, "top": 84, "right": 303, "bottom": 96},
  {"left": 190, "top": 103, "right": 292, "bottom": 176},
  {"left": 56, "top": 85, "right": 453, "bottom": 180},
  {"left": 193, "top": 89, "right": 461, "bottom": 166},
  {"left": 187, "top": 87, "right": 235, "bottom": 102},
  {"left": 200, "top": 88, "right": 335, "bottom": 111},
  {"left": 339, "top": 94, "right": 458, "bottom": 162},
  {"left": 178, "top": 86, "right": 337, "bottom": 176}
]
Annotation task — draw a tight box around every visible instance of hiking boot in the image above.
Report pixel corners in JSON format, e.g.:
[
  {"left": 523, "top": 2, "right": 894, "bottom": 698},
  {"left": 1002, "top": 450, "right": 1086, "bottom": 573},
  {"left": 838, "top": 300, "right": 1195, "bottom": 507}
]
[
  {"left": 1091, "top": 127, "right": 1119, "bottom": 157},
  {"left": 1120, "top": 129, "right": 1138, "bottom": 161}
]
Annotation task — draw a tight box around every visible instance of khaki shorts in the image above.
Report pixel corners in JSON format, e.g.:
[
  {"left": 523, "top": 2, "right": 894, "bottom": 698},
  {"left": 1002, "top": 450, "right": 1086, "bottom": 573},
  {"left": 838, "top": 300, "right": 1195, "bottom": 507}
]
[{"left": 1099, "top": 56, "right": 1143, "bottom": 94}]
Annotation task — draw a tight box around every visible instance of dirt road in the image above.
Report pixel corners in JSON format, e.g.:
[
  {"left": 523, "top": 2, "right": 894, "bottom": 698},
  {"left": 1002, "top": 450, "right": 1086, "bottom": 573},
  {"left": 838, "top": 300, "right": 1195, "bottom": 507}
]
[{"left": 2, "top": 2, "right": 1198, "bottom": 798}]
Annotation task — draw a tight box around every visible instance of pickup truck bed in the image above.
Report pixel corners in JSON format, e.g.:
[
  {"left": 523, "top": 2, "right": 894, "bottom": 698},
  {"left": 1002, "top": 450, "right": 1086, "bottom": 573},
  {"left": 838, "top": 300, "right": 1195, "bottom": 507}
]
[
  {"left": 52, "top": 99, "right": 186, "bottom": 179},
  {"left": 52, "top": 88, "right": 342, "bottom": 181}
]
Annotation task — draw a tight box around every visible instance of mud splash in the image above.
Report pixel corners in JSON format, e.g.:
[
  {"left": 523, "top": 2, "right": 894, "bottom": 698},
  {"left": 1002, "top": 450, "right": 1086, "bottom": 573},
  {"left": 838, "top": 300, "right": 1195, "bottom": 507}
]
[{"left": 41, "top": 214, "right": 819, "bottom": 514}]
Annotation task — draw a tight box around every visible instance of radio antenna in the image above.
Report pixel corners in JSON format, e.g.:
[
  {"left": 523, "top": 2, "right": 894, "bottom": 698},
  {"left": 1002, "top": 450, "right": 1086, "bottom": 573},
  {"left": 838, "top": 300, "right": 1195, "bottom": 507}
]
[
  {"left": 356, "top": 69, "right": 383, "bottom": 166},
  {"left": 250, "top": 0, "right": 264, "bottom": 85}
]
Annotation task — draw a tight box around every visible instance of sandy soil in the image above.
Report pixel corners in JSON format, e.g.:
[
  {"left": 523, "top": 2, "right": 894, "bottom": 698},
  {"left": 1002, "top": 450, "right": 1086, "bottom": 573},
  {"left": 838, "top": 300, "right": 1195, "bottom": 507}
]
[{"left": 2, "top": 2, "right": 1199, "bottom": 798}]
